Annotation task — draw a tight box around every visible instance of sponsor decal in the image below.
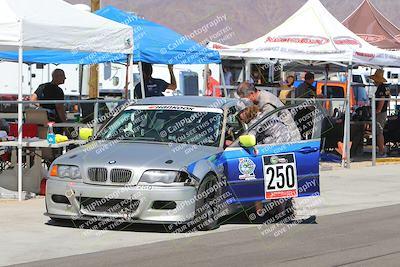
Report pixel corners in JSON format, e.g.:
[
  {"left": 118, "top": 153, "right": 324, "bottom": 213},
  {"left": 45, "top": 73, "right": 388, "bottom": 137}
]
[
  {"left": 265, "top": 35, "right": 329, "bottom": 45},
  {"left": 355, "top": 51, "right": 375, "bottom": 59},
  {"left": 263, "top": 153, "right": 298, "bottom": 199},
  {"left": 270, "top": 156, "right": 279, "bottom": 165},
  {"left": 213, "top": 43, "right": 229, "bottom": 49},
  {"left": 358, "top": 34, "right": 386, "bottom": 43},
  {"left": 127, "top": 105, "right": 223, "bottom": 113},
  {"left": 238, "top": 158, "right": 256, "bottom": 180},
  {"left": 333, "top": 36, "right": 362, "bottom": 47}
]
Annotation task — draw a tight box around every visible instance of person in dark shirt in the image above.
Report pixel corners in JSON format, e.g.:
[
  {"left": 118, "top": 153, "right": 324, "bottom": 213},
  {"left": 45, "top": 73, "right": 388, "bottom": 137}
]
[
  {"left": 370, "top": 69, "right": 390, "bottom": 157},
  {"left": 33, "top": 69, "right": 67, "bottom": 122},
  {"left": 295, "top": 72, "right": 319, "bottom": 139},
  {"left": 295, "top": 72, "right": 316, "bottom": 98},
  {"left": 134, "top": 63, "right": 177, "bottom": 98}
]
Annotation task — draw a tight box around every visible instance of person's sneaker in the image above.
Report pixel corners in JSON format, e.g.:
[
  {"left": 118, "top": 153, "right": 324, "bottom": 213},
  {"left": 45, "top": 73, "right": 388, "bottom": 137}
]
[{"left": 377, "top": 153, "right": 388, "bottom": 158}]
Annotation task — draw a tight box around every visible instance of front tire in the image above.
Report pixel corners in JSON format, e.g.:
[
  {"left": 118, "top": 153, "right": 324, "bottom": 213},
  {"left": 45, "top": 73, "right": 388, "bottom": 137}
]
[{"left": 194, "top": 174, "right": 221, "bottom": 231}]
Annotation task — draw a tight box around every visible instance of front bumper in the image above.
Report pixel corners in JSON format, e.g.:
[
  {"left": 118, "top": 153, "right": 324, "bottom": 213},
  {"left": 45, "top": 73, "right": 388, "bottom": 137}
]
[{"left": 45, "top": 179, "right": 197, "bottom": 223}]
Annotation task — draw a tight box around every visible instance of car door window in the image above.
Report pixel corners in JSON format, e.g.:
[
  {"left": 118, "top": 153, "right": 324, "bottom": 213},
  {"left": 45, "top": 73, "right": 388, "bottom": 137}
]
[{"left": 225, "top": 107, "right": 246, "bottom": 144}]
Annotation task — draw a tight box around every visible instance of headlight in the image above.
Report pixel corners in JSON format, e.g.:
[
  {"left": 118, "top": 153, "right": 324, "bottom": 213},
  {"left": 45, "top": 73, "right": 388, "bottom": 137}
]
[
  {"left": 139, "top": 170, "right": 189, "bottom": 184},
  {"left": 49, "top": 164, "right": 81, "bottom": 180}
]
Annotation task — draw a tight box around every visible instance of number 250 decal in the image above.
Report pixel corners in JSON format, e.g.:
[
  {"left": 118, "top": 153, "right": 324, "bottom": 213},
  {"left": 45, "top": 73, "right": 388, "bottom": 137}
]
[
  {"left": 263, "top": 153, "right": 298, "bottom": 199},
  {"left": 265, "top": 165, "right": 296, "bottom": 189}
]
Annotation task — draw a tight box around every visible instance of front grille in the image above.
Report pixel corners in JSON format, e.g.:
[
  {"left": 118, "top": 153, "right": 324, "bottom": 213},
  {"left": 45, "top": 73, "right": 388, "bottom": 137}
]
[
  {"left": 80, "top": 197, "right": 140, "bottom": 213},
  {"left": 88, "top": 168, "right": 108, "bottom": 182},
  {"left": 110, "top": 169, "right": 132, "bottom": 183}
]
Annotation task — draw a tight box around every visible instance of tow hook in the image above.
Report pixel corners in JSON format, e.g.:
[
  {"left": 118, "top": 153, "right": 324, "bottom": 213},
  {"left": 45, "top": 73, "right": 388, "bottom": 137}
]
[{"left": 65, "top": 189, "right": 82, "bottom": 216}]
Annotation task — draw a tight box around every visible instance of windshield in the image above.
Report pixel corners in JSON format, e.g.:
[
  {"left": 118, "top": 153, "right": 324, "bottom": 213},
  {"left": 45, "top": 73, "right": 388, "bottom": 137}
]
[{"left": 97, "top": 105, "right": 224, "bottom": 147}]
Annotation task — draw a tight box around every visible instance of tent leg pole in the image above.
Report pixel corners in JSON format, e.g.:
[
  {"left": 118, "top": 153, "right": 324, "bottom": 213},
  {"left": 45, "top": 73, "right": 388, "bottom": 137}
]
[
  {"left": 204, "top": 64, "right": 209, "bottom": 96},
  {"left": 17, "top": 45, "right": 23, "bottom": 202},
  {"left": 372, "top": 95, "right": 377, "bottom": 166},
  {"left": 138, "top": 61, "right": 146, "bottom": 99},
  {"left": 78, "top": 65, "right": 83, "bottom": 100},
  {"left": 345, "top": 62, "right": 353, "bottom": 168},
  {"left": 219, "top": 64, "right": 227, "bottom": 97},
  {"left": 128, "top": 56, "right": 134, "bottom": 100},
  {"left": 124, "top": 55, "right": 131, "bottom": 100}
]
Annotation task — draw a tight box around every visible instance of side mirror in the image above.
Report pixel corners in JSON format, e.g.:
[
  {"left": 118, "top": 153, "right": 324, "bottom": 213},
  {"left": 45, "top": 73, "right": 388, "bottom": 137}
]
[
  {"left": 239, "top": 135, "right": 256, "bottom": 148},
  {"left": 79, "top": 128, "right": 93, "bottom": 141}
]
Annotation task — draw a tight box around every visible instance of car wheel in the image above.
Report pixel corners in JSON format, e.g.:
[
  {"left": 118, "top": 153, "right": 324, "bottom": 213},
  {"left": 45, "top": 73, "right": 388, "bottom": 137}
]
[{"left": 194, "top": 174, "right": 221, "bottom": 231}]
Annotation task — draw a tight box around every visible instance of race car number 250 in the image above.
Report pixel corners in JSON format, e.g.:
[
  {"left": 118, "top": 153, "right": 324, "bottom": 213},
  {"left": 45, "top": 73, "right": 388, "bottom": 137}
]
[{"left": 263, "top": 153, "right": 298, "bottom": 199}]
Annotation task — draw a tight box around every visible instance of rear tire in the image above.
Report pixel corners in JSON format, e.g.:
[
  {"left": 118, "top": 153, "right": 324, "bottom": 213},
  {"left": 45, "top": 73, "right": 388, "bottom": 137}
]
[{"left": 194, "top": 174, "right": 221, "bottom": 231}]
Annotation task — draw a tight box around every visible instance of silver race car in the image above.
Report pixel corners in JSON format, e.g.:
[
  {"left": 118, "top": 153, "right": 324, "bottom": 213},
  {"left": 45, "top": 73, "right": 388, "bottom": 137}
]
[{"left": 45, "top": 96, "right": 321, "bottom": 230}]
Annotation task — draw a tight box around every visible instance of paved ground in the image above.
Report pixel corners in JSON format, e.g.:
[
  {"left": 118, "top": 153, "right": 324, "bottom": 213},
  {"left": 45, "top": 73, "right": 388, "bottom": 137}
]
[
  {"left": 13, "top": 204, "right": 400, "bottom": 267},
  {"left": 1, "top": 164, "right": 400, "bottom": 266}
]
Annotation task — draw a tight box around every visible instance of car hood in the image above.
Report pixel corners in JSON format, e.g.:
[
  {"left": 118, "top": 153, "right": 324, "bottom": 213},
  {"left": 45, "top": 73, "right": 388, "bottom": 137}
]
[{"left": 54, "top": 141, "right": 221, "bottom": 184}]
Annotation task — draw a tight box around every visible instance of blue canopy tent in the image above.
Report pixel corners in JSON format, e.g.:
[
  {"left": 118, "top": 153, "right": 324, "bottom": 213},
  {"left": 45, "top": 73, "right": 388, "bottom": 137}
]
[
  {"left": 0, "top": 6, "right": 220, "bottom": 65},
  {"left": 0, "top": 6, "right": 220, "bottom": 98}
]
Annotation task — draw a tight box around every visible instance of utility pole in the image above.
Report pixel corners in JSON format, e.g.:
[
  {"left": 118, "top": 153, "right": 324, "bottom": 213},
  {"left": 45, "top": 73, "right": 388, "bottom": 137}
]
[{"left": 89, "top": 0, "right": 100, "bottom": 98}]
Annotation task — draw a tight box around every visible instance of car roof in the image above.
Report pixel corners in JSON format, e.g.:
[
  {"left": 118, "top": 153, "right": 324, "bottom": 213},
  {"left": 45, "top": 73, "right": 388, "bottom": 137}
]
[{"left": 133, "top": 96, "right": 242, "bottom": 109}]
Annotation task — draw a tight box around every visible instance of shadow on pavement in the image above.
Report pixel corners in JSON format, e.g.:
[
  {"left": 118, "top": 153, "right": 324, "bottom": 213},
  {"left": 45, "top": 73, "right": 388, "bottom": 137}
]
[{"left": 45, "top": 210, "right": 317, "bottom": 234}]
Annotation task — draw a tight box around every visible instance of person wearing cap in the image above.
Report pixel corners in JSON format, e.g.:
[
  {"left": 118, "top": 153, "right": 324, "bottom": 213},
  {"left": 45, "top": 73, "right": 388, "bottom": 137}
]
[
  {"left": 237, "top": 81, "right": 283, "bottom": 113},
  {"left": 370, "top": 69, "right": 390, "bottom": 157},
  {"left": 236, "top": 82, "right": 301, "bottom": 218}
]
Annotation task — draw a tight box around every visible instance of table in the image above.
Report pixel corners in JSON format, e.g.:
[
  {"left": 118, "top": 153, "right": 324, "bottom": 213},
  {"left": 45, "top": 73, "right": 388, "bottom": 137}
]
[
  {"left": 0, "top": 139, "right": 87, "bottom": 197},
  {"left": 0, "top": 139, "right": 86, "bottom": 149}
]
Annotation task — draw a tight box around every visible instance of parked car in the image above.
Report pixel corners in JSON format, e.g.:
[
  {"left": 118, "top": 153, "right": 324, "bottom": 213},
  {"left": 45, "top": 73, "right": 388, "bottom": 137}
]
[{"left": 45, "top": 96, "right": 321, "bottom": 230}]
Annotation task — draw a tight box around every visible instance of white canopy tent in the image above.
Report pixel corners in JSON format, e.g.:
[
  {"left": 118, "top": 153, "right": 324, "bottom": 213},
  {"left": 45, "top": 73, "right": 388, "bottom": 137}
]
[
  {"left": 209, "top": 0, "right": 400, "bottom": 67},
  {"left": 0, "top": 0, "right": 133, "bottom": 52},
  {"left": 209, "top": 0, "right": 400, "bottom": 167},
  {"left": 0, "top": 0, "right": 133, "bottom": 200}
]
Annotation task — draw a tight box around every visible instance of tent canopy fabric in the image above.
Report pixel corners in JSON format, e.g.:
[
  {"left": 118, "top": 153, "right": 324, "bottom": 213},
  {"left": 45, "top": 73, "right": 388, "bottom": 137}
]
[
  {"left": 342, "top": 0, "right": 400, "bottom": 50},
  {"left": 0, "top": 0, "right": 133, "bottom": 53},
  {"left": 97, "top": 6, "right": 220, "bottom": 64},
  {"left": 0, "top": 5, "right": 220, "bottom": 64},
  {"left": 208, "top": 0, "right": 400, "bottom": 67}
]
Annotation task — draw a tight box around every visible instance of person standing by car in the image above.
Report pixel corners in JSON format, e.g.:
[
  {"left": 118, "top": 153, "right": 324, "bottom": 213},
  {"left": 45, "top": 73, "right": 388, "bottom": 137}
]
[
  {"left": 370, "top": 69, "right": 390, "bottom": 157},
  {"left": 236, "top": 81, "right": 283, "bottom": 113},
  {"left": 134, "top": 63, "right": 177, "bottom": 98},
  {"left": 236, "top": 82, "right": 300, "bottom": 219},
  {"left": 296, "top": 72, "right": 316, "bottom": 98},
  {"left": 33, "top": 69, "right": 67, "bottom": 122},
  {"left": 279, "top": 75, "right": 295, "bottom": 104},
  {"left": 204, "top": 69, "right": 221, "bottom": 97}
]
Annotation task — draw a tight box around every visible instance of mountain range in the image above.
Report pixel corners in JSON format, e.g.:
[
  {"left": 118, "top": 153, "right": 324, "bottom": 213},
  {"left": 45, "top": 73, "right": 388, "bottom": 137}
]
[{"left": 67, "top": 0, "right": 400, "bottom": 46}]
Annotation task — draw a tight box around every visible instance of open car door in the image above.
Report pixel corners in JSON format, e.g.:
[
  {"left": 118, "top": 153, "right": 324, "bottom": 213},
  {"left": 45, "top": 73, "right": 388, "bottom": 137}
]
[{"left": 222, "top": 103, "right": 323, "bottom": 204}]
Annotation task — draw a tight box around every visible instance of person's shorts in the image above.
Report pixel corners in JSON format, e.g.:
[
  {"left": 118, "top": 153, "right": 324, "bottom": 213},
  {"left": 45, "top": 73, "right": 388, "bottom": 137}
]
[{"left": 376, "top": 112, "right": 387, "bottom": 135}]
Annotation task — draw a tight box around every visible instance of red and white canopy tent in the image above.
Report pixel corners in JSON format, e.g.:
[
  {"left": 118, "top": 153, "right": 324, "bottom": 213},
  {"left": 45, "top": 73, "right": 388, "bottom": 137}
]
[
  {"left": 209, "top": 0, "right": 400, "bottom": 66},
  {"left": 343, "top": 0, "right": 400, "bottom": 50},
  {"left": 209, "top": 0, "right": 400, "bottom": 167},
  {"left": 0, "top": 0, "right": 133, "bottom": 200}
]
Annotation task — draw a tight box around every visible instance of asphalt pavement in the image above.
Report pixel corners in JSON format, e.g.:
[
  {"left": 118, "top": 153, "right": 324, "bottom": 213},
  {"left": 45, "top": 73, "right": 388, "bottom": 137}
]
[
  {"left": 12, "top": 204, "right": 400, "bottom": 267},
  {"left": 1, "top": 164, "right": 400, "bottom": 267}
]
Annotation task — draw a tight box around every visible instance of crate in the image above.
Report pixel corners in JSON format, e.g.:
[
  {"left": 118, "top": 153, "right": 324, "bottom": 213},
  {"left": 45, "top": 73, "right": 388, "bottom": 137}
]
[{"left": 9, "top": 123, "right": 38, "bottom": 138}]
